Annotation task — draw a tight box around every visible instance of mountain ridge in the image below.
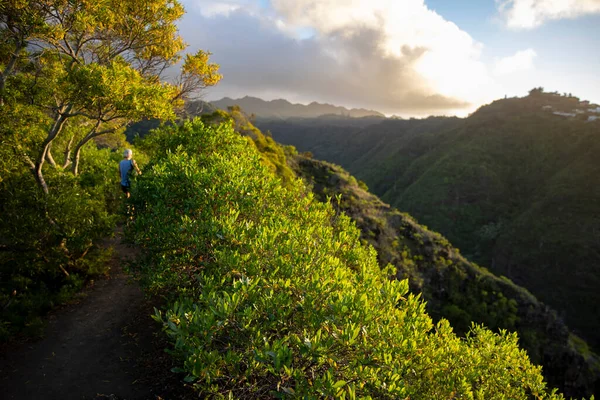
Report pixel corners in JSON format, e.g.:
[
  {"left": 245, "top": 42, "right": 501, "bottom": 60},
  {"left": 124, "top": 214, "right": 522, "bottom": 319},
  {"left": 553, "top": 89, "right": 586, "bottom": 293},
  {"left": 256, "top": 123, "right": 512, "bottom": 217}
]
[
  {"left": 289, "top": 153, "right": 600, "bottom": 397},
  {"left": 124, "top": 105, "right": 600, "bottom": 396},
  {"left": 129, "top": 111, "right": 599, "bottom": 398},
  {"left": 255, "top": 91, "right": 600, "bottom": 355},
  {"left": 208, "top": 96, "right": 386, "bottom": 119}
]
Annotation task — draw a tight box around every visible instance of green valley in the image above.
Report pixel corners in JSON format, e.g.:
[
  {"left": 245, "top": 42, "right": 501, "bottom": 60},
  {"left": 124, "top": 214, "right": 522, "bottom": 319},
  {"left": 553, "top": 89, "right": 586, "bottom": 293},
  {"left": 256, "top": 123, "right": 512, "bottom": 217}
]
[
  {"left": 123, "top": 102, "right": 600, "bottom": 397},
  {"left": 125, "top": 117, "right": 578, "bottom": 398},
  {"left": 258, "top": 91, "right": 600, "bottom": 356}
]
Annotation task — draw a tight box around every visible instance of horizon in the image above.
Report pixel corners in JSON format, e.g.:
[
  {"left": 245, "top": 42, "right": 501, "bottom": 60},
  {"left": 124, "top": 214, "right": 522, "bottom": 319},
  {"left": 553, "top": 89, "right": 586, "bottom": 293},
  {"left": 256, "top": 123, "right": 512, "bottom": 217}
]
[
  {"left": 209, "top": 94, "right": 463, "bottom": 118},
  {"left": 208, "top": 89, "right": 599, "bottom": 119},
  {"left": 179, "top": 0, "right": 600, "bottom": 118}
]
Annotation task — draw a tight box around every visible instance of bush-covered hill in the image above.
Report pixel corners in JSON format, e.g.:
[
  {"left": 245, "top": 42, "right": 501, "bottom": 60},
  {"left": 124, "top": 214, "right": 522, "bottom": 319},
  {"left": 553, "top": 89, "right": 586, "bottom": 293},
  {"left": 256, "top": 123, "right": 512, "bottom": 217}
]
[
  {"left": 126, "top": 118, "right": 568, "bottom": 399},
  {"left": 114, "top": 99, "right": 599, "bottom": 396},
  {"left": 258, "top": 92, "right": 600, "bottom": 354},
  {"left": 186, "top": 107, "right": 600, "bottom": 396},
  {"left": 289, "top": 154, "right": 600, "bottom": 397}
]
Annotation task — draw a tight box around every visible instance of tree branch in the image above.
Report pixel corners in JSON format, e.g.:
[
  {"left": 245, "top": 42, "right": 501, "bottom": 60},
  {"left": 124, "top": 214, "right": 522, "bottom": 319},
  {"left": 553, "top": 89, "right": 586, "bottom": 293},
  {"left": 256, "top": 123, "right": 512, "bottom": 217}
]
[
  {"left": 46, "top": 142, "right": 58, "bottom": 168},
  {"left": 0, "top": 38, "right": 26, "bottom": 106},
  {"left": 71, "top": 119, "right": 119, "bottom": 175},
  {"left": 34, "top": 104, "right": 73, "bottom": 194},
  {"left": 62, "top": 135, "right": 75, "bottom": 169}
]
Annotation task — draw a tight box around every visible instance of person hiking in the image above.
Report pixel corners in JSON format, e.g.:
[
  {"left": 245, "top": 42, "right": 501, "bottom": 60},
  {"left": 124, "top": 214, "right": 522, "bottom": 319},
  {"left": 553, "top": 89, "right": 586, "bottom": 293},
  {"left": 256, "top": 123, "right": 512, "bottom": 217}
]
[{"left": 119, "top": 149, "right": 141, "bottom": 199}]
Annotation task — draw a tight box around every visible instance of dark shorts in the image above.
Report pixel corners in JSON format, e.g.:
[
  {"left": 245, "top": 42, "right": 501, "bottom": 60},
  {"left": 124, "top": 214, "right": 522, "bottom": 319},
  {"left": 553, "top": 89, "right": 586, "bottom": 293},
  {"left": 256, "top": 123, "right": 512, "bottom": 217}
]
[{"left": 121, "top": 184, "right": 130, "bottom": 194}]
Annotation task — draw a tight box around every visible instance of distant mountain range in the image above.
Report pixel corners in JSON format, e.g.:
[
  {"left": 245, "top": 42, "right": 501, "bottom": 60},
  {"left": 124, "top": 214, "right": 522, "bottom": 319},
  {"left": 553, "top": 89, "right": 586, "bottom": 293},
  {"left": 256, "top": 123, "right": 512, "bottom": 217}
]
[{"left": 208, "top": 96, "right": 386, "bottom": 119}]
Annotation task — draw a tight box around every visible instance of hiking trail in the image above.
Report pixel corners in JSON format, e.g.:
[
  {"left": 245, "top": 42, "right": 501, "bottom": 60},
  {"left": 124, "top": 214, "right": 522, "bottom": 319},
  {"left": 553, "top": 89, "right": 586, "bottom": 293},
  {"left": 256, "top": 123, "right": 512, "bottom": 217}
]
[{"left": 0, "top": 228, "right": 186, "bottom": 400}]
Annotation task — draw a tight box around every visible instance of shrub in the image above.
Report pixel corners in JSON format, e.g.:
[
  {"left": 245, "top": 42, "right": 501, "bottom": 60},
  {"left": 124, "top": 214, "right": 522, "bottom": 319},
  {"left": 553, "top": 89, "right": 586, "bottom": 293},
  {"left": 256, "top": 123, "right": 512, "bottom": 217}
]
[
  {"left": 0, "top": 145, "right": 119, "bottom": 339},
  {"left": 128, "top": 119, "right": 563, "bottom": 399}
]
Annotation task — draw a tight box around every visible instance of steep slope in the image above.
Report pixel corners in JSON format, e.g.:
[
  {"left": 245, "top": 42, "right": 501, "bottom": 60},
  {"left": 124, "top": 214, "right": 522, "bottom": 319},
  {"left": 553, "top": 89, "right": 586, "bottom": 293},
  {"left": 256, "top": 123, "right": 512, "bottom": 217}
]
[
  {"left": 261, "top": 93, "right": 600, "bottom": 353},
  {"left": 290, "top": 155, "right": 599, "bottom": 397},
  {"left": 126, "top": 119, "right": 567, "bottom": 399},
  {"left": 123, "top": 105, "right": 600, "bottom": 396},
  {"left": 194, "top": 111, "right": 600, "bottom": 396},
  {"left": 380, "top": 99, "right": 600, "bottom": 351}
]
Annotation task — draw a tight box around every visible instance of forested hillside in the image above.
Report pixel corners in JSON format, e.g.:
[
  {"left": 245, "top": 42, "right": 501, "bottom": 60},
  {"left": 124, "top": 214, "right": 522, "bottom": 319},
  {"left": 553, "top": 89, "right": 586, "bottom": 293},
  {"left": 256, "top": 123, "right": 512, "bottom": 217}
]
[
  {"left": 151, "top": 109, "right": 598, "bottom": 397},
  {"left": 125, "top": 118, "right": 572, "bottom": 399},
  {"left": 111, "top": 102, "right": 600, "bottom": 396},
  {"left": 2, "top": 1, "right": 598, "bottom": 398},
  {"left": 289, "top": 154, "right": 600, "bottom": 397},
  {"left": 259, "top": 91, "right": 600, "bottom": 353}
]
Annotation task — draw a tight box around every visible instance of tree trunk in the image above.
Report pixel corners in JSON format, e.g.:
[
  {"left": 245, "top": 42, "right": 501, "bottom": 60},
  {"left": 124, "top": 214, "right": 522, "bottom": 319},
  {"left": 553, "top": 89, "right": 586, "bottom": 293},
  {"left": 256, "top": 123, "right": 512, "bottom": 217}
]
[
  {"left": 34, "top": 107, "right": 72, "bottom": 193},
  {"left": 34, "top": 137, "right": 56, "bottom": 194},
  {"left": 71, "top": 140, "right": 85, "bottom": 176},
  {"left": 62, "top": 135, "right": 74, "bottom": 169},
  {"left": 46, "top": 143, "right": 57, "bottom": 168},
  {"left": 33, "top": 159, "right": 50, "bottom": 194},
  {"left": 71, "top": 127, "right": 116, "bottom": 176}
]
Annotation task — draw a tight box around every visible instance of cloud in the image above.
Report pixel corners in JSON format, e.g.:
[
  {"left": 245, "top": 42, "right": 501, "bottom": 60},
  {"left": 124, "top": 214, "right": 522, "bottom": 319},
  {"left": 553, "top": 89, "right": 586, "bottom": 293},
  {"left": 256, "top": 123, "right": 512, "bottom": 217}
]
[
  {"left": 180, "top": 0, "right": 500, "bottom": 115},
  {"left": 494, "top": 49, "right": 537, "bottom": 75},
  {"left": 497, "top": 0, "right": 600, "bottom": 29},
  {"left": 186, "top": 0, "right": 259, "bottom": 17}
]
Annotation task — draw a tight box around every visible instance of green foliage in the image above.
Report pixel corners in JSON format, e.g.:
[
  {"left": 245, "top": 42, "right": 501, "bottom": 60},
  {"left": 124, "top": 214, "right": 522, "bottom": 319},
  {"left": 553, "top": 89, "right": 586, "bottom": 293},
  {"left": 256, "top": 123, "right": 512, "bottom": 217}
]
[
  {"left": 200, "top": 107, "right": 297, "bottom": 187},
  {"left": 260, "top": 95, "right": 600, "bottom": 357},
  {"left": 290, "top": 150, "right": 600, "bottom": 399},
  {"left": 0, "top": 144, "right": 119, "bottom": 339},
  {"left": 65, "top": 58, "right": 179, "bottom": 121},
  {"left": 127, "top": 119, "right": 563, "bottom": 399},
  {"left": 0, "top": 0, "right": 218, "bottom": 337}
]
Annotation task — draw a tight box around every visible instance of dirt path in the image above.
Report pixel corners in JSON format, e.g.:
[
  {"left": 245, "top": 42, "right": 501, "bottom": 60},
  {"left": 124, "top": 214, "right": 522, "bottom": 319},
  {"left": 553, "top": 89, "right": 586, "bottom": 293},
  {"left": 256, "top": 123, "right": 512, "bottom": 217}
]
[{"left": 0, "top": 229, "right": 182, "bottom": 400}]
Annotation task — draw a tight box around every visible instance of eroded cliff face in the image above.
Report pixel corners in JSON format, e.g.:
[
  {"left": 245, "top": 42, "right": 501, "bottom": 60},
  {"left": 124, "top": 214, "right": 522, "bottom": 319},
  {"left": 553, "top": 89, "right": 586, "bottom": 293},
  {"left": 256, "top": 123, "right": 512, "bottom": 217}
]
[{"left": 290, "top": 154, "right": 600, "bottom": 398}]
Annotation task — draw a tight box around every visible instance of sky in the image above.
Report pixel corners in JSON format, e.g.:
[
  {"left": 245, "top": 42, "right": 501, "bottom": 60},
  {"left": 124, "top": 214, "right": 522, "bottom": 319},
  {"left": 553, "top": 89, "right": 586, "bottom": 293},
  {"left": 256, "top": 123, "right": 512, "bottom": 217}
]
[{"left": 177, "top": 0, "right": 600, "bottom": 117}]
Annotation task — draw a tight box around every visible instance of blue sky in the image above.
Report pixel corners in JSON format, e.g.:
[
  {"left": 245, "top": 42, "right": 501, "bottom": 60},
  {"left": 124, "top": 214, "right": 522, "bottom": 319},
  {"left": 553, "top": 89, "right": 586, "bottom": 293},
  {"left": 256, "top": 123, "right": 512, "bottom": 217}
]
[
  {"left": 179, "top": 0, "right": 600, "bottom": 116},
  {"left": 428, "top": 0, "right": 600, "bottom": 104}
]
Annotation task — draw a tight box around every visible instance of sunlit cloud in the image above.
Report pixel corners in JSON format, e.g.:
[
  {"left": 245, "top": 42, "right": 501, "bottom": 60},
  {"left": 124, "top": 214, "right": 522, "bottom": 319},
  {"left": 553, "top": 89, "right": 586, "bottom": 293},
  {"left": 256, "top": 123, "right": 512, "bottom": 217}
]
[
  {"left": 494, "top": 49, "right": 537, "bottom": 75},
  {"left": 497, "top": 0, "right": 600, "bottom": 29},
  {"left": 180, "top": 0, "right": 504, "bottom": 115}
]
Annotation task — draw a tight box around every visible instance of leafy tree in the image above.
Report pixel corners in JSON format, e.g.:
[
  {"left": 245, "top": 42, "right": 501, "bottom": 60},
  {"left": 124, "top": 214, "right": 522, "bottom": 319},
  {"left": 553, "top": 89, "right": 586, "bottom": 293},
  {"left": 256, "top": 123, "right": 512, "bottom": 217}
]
[
  {"left": 528, "top": 87, "right": 544, "bottom": 96},
  {"left": 0, "top": 0, "right": 221, "bottom": 339},
  {"left": 0, "top": 0, "right": 221, "bottom": 193}
]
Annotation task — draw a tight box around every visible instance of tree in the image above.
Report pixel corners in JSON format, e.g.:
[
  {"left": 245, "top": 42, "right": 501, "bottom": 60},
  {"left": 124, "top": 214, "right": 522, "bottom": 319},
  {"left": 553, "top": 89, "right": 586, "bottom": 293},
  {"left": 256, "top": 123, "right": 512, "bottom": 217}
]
[
  {"left": 0, "top": 0, "right": 221, "bottom": 193},
  {"left": 528, "top": 87, "right": 544, "bottom": 96}
]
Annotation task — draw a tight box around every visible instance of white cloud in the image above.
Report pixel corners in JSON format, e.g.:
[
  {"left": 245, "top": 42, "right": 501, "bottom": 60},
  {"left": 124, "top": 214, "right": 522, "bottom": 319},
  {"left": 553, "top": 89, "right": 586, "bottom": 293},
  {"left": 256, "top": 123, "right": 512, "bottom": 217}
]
[
  {"left": 494, "top": 49, "right": 537, "bottom": 75},
  {"left": 186, "top": 0, "right": 258, "bottom": 17},
  {"left": 181, "top": 0, "right": 502, "bottom": 114},
  {"left": 497, "top": 0, "right": 600, "bottom": 29},
  {"left": 270, "top": 0, "right": 496, "bottom": 105}
]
